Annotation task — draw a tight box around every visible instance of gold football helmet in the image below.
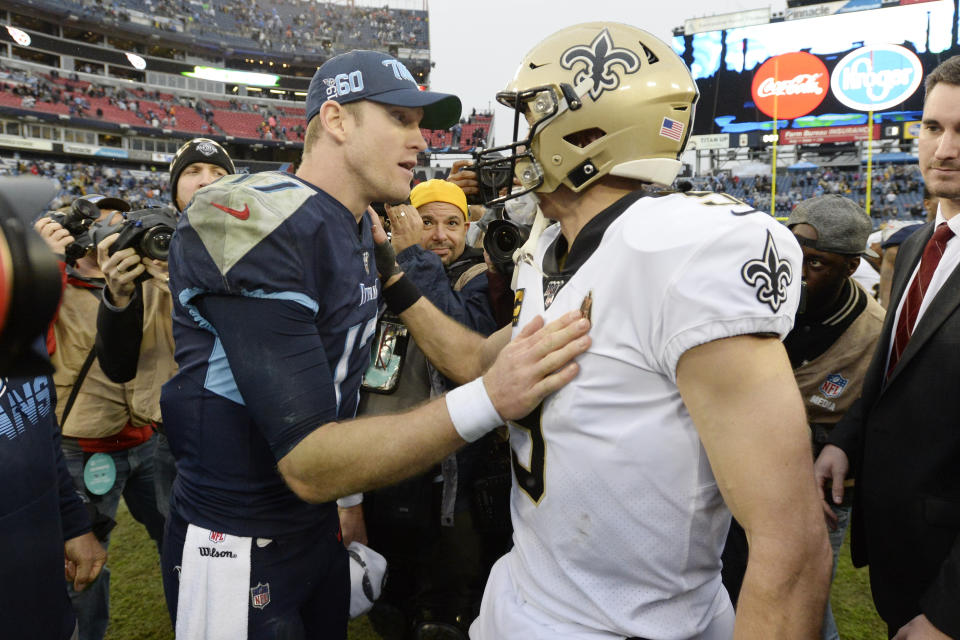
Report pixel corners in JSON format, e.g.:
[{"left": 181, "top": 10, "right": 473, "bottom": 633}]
[{"left": 477, "top": 23, "right": 698, "bottom": 202}]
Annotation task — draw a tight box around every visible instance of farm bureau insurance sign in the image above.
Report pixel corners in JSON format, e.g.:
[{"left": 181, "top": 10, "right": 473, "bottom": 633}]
[
  {"left": 751, "top": 52, "right": 829, "bottom": 119},
  {"left": 831, "top": 44, "right": 923, "bottom": 112}
]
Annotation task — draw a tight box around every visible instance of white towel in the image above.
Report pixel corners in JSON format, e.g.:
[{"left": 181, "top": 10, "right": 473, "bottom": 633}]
[
  {"left": 176, "top": 524, "right": 252, "bottom": 640},
  {"left": 347, "top": 541, "right": 387, "bottom": 619}
]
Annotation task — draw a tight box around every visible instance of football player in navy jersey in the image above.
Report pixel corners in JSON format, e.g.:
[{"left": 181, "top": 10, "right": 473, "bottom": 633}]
[{"left": 160, "top": 50, "right": 590, "bottom": 639}]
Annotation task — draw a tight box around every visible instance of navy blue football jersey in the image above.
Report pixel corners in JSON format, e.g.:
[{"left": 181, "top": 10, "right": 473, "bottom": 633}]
[{"left": 162, "top": 171, "right": 380, "bottom": 537}]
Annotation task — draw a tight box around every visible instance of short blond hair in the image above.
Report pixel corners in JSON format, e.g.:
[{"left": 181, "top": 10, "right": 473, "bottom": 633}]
[{"left": 301, "top": 102, "right": 364, "bottom": 162}]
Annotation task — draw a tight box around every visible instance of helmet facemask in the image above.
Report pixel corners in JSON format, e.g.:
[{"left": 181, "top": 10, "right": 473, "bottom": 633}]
[{"left": 475, "top": 81, "right": 590, "bottom": 207}]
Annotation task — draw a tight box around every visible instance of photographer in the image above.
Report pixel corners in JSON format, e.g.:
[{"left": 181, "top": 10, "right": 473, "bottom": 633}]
[
  {"left": 95, "top": 137, "right": 235, "bottom": 521},
  {"left": 34, "top": 195, "right": 166, "bottom": 640},
  {"left": 359, "top": 179, "right": 509, "bottom": 640}
]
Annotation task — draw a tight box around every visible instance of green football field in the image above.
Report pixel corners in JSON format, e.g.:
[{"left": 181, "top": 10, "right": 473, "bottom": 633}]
[{"left": 103, "top": 501, "right": 886, "bottom": 639}]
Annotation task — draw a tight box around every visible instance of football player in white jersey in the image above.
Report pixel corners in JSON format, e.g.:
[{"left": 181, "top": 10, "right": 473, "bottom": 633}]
[{"left": 380, "top": 22, "right": 831, "bottom": 640}]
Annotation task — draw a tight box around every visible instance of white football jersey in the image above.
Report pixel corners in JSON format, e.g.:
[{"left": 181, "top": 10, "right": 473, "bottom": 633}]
[{"left": 484, "top": 191, "right": 802, "bottom": 640}]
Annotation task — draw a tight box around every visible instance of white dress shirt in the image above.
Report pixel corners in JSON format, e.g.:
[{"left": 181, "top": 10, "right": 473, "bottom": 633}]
[{"left": 886, "top": 205, "right": 960, "bottom": 369}]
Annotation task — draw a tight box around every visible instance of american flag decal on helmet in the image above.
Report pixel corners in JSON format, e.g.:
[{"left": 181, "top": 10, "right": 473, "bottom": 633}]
[{"left": 659, "top": 117, "right": 684, "bottom": 141}]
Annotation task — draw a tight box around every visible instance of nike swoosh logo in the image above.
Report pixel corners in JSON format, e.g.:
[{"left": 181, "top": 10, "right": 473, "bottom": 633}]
[
  {"left": 528, "top": 62, "right": 550, "bottom": 70},
  {"left": 211, "top": 202, "right": 250, "bottom": 220}
]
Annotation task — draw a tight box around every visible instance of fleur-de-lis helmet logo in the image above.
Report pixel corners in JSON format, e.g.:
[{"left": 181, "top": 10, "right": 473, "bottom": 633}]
[
  {"left": 741, "top": 231, "right": 794, "bottom": 313},
  {"left": 560, "top": 28, "right": 642, "bottom": 101}
]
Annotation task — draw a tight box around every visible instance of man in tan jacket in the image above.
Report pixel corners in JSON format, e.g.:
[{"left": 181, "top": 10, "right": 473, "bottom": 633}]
[
  {"left": 722, "top": 195, "right": 885, "bottom": 640},
  {"left": 34, "top": 195, "right": 168, "bottom": 640},
  {"left": 95, "top": 138, "right": 235, "bottom": 522}
]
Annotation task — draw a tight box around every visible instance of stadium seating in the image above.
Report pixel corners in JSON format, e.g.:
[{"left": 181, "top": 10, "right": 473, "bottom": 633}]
[
  {"left": 33, "top": 0, "right": 429, "bottom": 57},
  {"left": 683, "top": 166, "right": 927, "bottom": 221}
]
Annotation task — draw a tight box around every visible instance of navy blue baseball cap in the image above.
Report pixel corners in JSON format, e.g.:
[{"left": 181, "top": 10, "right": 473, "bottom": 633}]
[
  {"left": 306, "top": 50, "right": 461, "bottom": 130},
  {"left": 882, "top": 223, "right": 924, "bottom": 249}
]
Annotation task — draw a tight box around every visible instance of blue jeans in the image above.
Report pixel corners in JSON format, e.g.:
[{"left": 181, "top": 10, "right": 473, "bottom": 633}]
[
  {"left": 822, "top": 501, "right": 852, "bottom": 640},
  {"left": 62, "top": 435, "right": 166, "bottom": 640}
]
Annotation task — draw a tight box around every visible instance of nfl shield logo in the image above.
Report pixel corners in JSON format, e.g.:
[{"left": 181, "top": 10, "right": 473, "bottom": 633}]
[
  {"left": 209, "top": 531, "right": 225, "bottom": 543},
  {"left": 251, "top": 582, "right": 271, "bottom": 610},
  {"left": 819, "top": 373, "right": 848, "bottom": 399}
]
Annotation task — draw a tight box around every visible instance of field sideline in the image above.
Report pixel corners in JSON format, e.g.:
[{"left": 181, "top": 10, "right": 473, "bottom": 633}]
[{"left": 103, "top": 501, "right": 886, "bottom": 639}]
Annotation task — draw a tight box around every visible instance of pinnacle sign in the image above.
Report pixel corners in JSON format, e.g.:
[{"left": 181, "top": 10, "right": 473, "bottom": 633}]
[
  {"left": 830, "top": 44, "right": 923, "bottom": 112},
  {"left": 751, "top": 52, "right": 829, "bottom": 119}
]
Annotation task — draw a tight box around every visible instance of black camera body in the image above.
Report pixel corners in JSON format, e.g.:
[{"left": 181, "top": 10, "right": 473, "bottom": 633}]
[
  {"left": 464, "top": 150, "right": 513, "bottom": 206},
  {"left": 483, "top": 219, "right": 530, "bottom": 277},
  {"left": 46, "top": 198, "right": 101, "bottom": 264},
  {"left": 91, "top": 206, "right": 178, "bottom": 264}
]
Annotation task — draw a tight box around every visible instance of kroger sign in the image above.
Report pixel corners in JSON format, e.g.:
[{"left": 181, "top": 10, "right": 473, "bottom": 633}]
[{"left": 830, "top": 44, "right": 923, "bottom": 112}]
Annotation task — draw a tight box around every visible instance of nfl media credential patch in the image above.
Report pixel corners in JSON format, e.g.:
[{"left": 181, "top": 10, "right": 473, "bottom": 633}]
[
  {"left": 741, "top": 230, "right": 793, "bottom": 313},
  {"left": 251, "top": 582, "right": 271, "bottom": 610},
  {"left": 819, "top": 373, "right": 848, "bottom": 399}
]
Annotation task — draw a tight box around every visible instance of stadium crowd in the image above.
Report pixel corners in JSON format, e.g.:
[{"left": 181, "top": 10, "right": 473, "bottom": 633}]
[
  {"left": 690, "top": 165, "right": 929, "bottom": 219},
  {"left": 0, "top": 64, "right": 493, "bottom": 146},
  {"left": 44, "top": 0, "right": 429, "bottom": 55},
  {"left": 0, "top": 158, "right": 170, "bottom": 207}
]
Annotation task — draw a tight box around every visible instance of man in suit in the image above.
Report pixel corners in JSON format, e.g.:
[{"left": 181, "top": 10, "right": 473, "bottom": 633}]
[{"left": 815, "top": 55, "right": 960, "bottom": 640}]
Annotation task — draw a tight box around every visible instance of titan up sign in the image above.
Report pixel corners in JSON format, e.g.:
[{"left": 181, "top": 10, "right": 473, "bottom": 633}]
[
  {"left": 830, "top": 44, "right": 923, "bottom": 112},
  {"left": 751, "top": 51, "right": 830, "bottom": 119}
]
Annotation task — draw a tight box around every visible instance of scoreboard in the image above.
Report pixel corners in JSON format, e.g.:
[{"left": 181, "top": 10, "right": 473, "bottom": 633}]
[{"left": 672, "top": 0, "right": 959, "bottom": 137}]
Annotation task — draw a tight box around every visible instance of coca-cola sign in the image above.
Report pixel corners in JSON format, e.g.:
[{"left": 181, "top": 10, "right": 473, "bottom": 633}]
[
  {"left": 751, "top": 52, "right": 829, "bottom": 119},
  {"left": 830, "top": 44, "right": 923, "bottom": 112}
]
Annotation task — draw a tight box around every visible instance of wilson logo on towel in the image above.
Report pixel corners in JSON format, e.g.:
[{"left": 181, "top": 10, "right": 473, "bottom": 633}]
[{"left": 198, "top": 547, "right": 238, "bottom": 558}]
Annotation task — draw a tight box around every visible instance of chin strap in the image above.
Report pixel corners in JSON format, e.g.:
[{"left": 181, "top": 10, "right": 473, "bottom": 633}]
[{"left": 510, "top": 207, "right": 552, "bottom": 290}]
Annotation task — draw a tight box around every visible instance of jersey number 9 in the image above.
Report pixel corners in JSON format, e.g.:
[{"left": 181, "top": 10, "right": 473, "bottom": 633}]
[{"left": 510, "top": 404, "right": 545, "bottom": 504}]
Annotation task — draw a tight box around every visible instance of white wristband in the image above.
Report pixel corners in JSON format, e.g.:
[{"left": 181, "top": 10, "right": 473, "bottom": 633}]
[
  {"left": 445, "top": 377, "right": 503, "bottom": 442},
  {"left": 336, "top": 493, "right": 363, "bottom": 508}
]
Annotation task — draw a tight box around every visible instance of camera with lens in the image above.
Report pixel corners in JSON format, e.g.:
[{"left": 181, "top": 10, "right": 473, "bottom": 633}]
[
  {"left": 0, "top": 177, "right": 63, "bottom": 376},
  {"left": 483, "top": 218, "right": 530, "bottom": 278},
  {"left": 90, "top": 206, "right": 178, "bottom": 267},
  {"left": 46, "top": 198, "right": 101, "bottom": 264},
  {"left": 463, "top": 150, "right": 514, "bottom": 206}
]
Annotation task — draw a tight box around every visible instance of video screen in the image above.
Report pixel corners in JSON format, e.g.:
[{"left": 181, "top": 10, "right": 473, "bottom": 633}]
[{"left": 671, "top": 0, "right": 960, "bottom": 135}]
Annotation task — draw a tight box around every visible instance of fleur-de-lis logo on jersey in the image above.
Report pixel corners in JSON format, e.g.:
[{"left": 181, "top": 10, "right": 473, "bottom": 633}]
[
  {"left": 560, "top": 28, "right": 641, "bottom": 101},
  {"left": 741, "top": 231, "right": 793, "bottom": 313}
]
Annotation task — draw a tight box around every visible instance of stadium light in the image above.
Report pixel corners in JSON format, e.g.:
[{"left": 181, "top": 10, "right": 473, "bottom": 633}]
[
  {"left": 125, "top": 52, "right": 147, "bottom": 71},
  {"left": 182, "top": 66, "right": 279, "bottom": 87},
  {"left": 5, "top": 26, "right": 31, "bottom": 47}
]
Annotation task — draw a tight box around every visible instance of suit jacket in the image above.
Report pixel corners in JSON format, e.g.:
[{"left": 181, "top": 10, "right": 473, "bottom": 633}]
[{"left": 830, "top": 221, "right": 960, "bottom": 636}]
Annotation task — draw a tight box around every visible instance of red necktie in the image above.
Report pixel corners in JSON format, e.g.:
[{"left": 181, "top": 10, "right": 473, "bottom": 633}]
[{"left": 887, "top": 222, "right": 955, "bottom": 379}]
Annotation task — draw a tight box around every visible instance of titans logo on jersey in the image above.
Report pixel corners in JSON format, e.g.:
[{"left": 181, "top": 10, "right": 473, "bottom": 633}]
[
  {"left": 163, "top": 171, "right": 380, "bottom": 536},
  {"left": 0, "top": 375, "right": 53, "bottom": 442}
]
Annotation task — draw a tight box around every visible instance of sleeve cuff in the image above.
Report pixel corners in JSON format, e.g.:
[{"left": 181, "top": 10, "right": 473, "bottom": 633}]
[
  {"left": 102, "top": 285, "right": 139, "bottom": 312},
  {"left": 336, "top": 493, "right": 363, "bottom": 508},
  {"left": 661, "top": 315, "right": 794, "bottom": 384}
]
